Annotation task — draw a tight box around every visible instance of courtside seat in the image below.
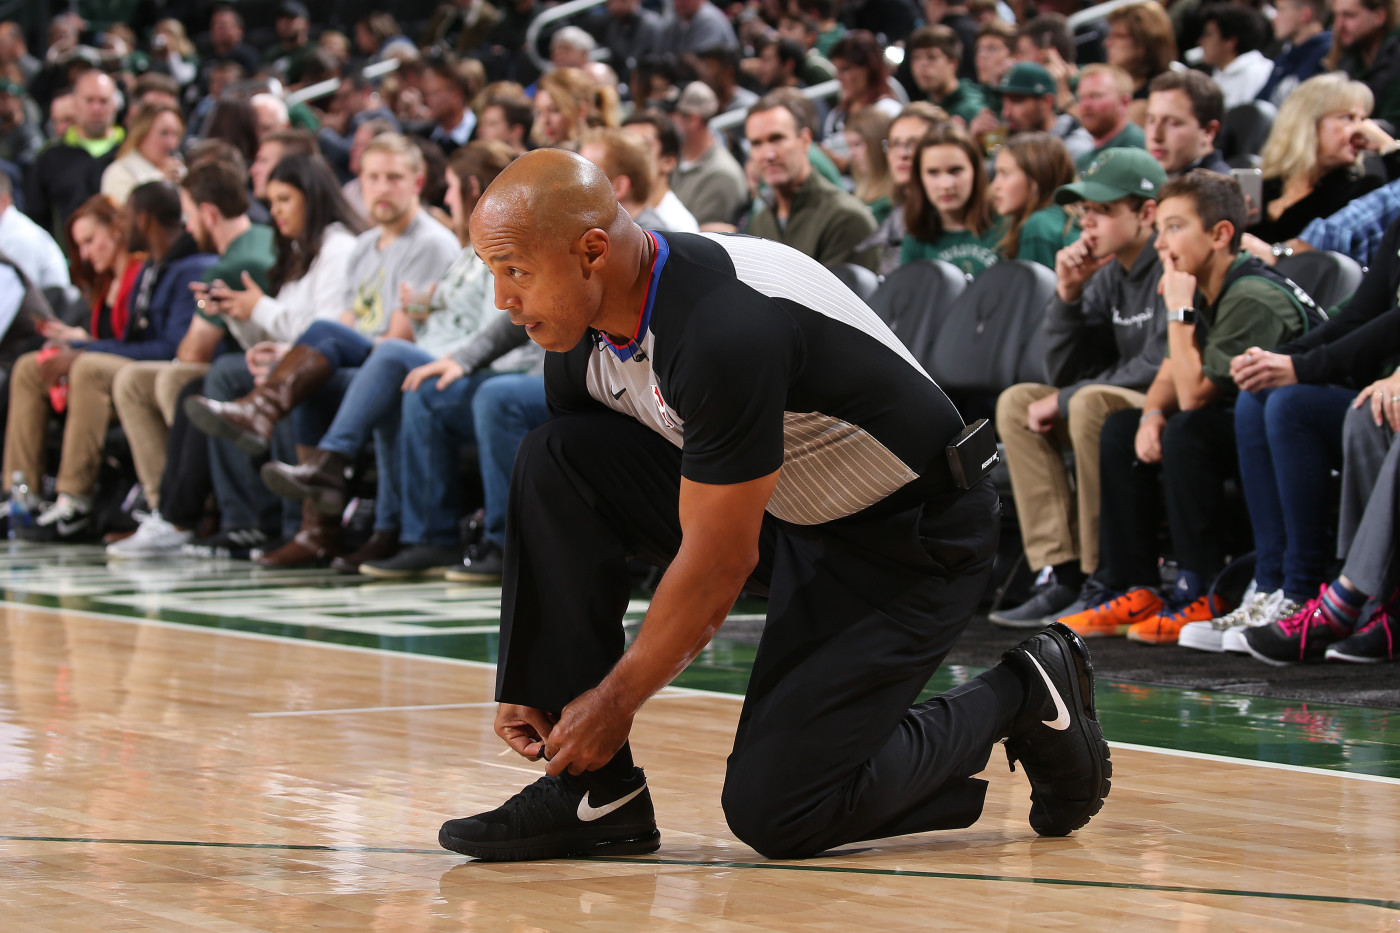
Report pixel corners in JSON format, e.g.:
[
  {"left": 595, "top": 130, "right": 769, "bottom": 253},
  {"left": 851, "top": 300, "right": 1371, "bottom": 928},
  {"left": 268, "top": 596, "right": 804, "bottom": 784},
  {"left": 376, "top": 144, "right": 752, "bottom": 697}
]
[
  {"left": 925, "top": 260, "right": 1057, "bottom": 423},
  {"left": 868, "top": 259, "right": 969, "bottom": 359},
  {"left": 827, "top": 262, "right": 882, "bottom": 304},
  {"left": 1275, "top": 250, "right": 1364, "bottom": 313},
  {"left": 1219, "top": 101, "right": 1276, "bottom": 168}
]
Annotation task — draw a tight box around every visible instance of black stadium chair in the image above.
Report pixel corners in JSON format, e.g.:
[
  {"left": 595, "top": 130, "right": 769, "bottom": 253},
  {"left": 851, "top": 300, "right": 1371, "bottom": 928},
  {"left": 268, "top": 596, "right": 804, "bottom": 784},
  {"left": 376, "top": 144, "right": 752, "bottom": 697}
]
[
  {"left": 867, "top": 259, "right": 969, "bottom": 360},
  {"left": 826, "top": 262, "right": 882, "bottom": 304},
  {"left": 1275, "top": 250, "right": 1365, "bottom": 312},
  {"left": 1219, "top": 101, "right": 1277, "bottom": 168},
  {"left": 925, "top": 260, "right": 1058, "bottom": 423}
]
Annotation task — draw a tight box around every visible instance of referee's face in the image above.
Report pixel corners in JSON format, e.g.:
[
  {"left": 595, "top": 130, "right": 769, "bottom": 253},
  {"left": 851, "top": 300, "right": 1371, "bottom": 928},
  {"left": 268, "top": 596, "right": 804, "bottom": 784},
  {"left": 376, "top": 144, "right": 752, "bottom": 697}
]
[{"left": 473, "top": 222, "right": 603, "bottom": 352}]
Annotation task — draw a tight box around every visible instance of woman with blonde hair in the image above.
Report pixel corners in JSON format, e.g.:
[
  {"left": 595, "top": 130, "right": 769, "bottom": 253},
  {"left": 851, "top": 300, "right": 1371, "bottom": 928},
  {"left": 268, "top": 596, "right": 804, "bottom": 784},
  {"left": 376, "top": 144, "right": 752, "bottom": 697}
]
[
  {"left": 1104, "top": 2, "right": 1178, "bottom": 125},
  {"left": 532, "top": 68, "right": 615, "bottom": 149},
  {"left": 843, "top": 106, "right": 895, "bottom": 222},
  {"left": 900, "top": 122, "right": 1004, "bottom": 276},
  {"left": 101, "top": 104, "right": 185, "bottom": 205},
  {"left": 1248, "top": 73, "right": 1400, "bottom": 245},
  {"left": 988, "top": 132, "right": 1078, "bottom": 269}
]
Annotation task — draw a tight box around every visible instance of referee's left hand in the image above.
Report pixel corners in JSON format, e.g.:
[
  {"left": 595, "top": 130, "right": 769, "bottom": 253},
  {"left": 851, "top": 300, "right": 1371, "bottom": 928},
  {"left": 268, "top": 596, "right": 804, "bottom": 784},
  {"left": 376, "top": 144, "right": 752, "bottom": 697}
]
[{"left": 542, "top": 684, "right": 636, "bottom": 777}]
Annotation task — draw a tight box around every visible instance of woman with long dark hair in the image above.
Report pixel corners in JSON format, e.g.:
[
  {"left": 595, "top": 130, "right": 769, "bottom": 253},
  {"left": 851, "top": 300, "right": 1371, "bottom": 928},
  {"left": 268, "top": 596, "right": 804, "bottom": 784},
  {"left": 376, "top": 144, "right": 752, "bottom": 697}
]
[{"left": 900, "top": 123, "right": 1004, "bottom": 276}]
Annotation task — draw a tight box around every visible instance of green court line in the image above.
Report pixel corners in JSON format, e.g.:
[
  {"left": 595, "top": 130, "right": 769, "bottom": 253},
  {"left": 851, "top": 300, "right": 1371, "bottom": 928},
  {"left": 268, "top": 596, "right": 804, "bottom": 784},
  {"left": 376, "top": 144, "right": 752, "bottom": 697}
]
[{"left": 1, "top": 836, "right": 1395, "bottom": 911}]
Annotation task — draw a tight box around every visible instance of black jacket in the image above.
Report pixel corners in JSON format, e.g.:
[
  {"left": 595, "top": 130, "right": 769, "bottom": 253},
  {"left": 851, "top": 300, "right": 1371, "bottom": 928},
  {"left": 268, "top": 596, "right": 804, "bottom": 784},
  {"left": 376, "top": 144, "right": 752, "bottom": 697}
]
[{"left": 1274, "top": 214, "right": 1400, "bottom": 386}]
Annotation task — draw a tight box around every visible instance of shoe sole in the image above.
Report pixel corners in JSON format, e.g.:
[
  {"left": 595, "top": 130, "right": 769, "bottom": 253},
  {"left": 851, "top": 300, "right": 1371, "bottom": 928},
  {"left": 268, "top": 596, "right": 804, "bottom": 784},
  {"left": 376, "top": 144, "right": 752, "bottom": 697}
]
[
  {"left": 183, "top": 399, "right": 270, "bottom": 457},
  {"left": 438, "top": 826, "right": 660, "bottom": 862},
  {"left": 359, "top": 563, "right": 451, "bottom": 579},
  {"left": 987, "top": 612, "right": 1052, "bottom": 629},
  {"left": 444, "top": 570, "right": 503, "bottom": 584},
  {"left": 1324, "top": 649, "right": 1393, "bottom": 663},
  {"left": 1243, "top": 642, "right": 1314, "bottom": 667},
  {"left": 1177, "top": 627, "right": 1227, "bottom": 652},
  {"left": 1010, "top": 622, "right": 1113, "bottom": 837}
]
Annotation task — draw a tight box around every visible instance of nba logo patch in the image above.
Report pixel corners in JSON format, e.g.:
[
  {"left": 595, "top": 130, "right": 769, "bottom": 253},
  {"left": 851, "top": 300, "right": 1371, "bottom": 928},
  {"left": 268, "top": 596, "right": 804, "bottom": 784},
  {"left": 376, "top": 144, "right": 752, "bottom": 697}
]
[{"left": 651, "top": 385, "right": 675, "bottom": 429}]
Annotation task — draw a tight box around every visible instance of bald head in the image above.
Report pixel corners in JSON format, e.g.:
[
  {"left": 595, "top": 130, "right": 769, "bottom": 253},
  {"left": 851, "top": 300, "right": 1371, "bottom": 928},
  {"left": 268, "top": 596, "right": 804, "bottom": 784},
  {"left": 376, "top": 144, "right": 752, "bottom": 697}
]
[
  {"left": 473, "top": 148, "right": 625, "bottom": 248},
  {"left": 74, "top": 70, "right": 118, "bottom": 140},
  {"left": 470, "top": 148, "right": 656, "bottom": 353}
]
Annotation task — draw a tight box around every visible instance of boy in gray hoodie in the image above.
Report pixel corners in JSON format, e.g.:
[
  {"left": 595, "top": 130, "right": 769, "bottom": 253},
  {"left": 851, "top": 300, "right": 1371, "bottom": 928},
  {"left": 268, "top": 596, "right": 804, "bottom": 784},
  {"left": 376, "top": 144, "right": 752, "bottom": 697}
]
[{"left": 992, "top": 149, "right": 1169, "bottom": 627}]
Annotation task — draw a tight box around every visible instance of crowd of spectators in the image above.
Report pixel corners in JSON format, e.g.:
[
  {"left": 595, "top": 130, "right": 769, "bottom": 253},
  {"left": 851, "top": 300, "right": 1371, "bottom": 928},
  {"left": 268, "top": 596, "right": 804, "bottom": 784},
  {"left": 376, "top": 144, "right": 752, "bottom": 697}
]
[{"left": 0, "top": 0, "right": 1395, "bottom": 667}]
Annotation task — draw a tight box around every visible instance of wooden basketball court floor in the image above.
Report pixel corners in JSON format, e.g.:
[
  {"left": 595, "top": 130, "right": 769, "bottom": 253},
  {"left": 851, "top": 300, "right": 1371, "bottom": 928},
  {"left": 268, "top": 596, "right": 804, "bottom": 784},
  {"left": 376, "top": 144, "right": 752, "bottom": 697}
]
[{"left": 2, "top": 543, "right": 1399, "bottom": 931}]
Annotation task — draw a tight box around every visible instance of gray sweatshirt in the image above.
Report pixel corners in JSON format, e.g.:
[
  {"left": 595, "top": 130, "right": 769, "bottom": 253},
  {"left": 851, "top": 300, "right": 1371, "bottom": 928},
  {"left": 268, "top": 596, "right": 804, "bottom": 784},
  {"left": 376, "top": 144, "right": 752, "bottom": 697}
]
[{"left": 1044, "top": 242, "right": 1167, "bottom": 418}]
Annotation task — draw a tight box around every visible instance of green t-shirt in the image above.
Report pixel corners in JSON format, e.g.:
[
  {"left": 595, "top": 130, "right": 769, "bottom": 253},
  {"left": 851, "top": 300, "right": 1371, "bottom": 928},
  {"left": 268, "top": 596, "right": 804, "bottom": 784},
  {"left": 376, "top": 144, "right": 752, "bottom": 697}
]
[
  {"left": 899, "top": 217, "right": 1008, "bottom": 277},
  {"left": 1074, "top": 122, "right": 1147, "bottom": 172},
  {"left": 809, "top": 145, "right": 843, "bottom": 186},
  {"left": 196, "top": 224, "right": 277, "bottom": 328},
  {"left": 1167, "top": 253, "right": 1308, "bottom": 399},
  {"left": 815, "top": 24, "right": 847, "bottom": 58},
  {"left": 1015, "top": 205, "right": 1079, "bottom": 270},
  {"left": 934, "top": 81, "right": 989, "bottom": 126}
]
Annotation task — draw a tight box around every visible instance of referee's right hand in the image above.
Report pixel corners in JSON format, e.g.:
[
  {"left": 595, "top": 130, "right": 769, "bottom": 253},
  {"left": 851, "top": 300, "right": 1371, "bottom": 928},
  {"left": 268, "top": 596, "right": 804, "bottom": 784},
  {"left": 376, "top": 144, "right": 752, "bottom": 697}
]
[{"left": 495, "top": 703, "right": 556, "bottom": 760}]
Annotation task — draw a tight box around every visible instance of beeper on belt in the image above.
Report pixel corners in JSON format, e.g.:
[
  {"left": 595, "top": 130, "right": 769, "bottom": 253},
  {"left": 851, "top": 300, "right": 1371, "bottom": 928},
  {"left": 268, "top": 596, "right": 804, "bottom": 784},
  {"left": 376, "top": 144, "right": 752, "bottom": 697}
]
[{"left": 946, "top": 419, "right": 998, "bottom": 490}]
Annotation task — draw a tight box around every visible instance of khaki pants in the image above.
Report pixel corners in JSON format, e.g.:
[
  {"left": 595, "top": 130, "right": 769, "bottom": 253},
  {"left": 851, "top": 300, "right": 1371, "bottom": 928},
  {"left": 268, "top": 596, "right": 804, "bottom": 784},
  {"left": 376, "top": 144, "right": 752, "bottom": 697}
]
[
  {"left": 112, "top": 361, "right": 209, "bottom": 511},
  {"left": 995, "top": 382, "right": 1147, "bottom": 574},
  {"left": 3, "top": 350, "right": 135, "bottom": 499}
]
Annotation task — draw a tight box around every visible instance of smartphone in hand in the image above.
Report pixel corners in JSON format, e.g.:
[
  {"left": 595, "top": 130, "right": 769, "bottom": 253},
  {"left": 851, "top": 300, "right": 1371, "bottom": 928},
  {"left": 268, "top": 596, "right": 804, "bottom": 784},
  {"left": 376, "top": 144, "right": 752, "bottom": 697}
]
[{"left": 1232, "top": 168, "right": 1263, "bottom": 226}]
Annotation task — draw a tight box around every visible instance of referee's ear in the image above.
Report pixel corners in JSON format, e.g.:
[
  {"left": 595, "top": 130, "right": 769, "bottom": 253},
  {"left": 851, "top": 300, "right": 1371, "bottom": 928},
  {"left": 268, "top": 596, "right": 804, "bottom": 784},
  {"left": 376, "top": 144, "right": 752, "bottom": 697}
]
[{"left": 578, "top": 227, "right": 610, "bottom": 270}]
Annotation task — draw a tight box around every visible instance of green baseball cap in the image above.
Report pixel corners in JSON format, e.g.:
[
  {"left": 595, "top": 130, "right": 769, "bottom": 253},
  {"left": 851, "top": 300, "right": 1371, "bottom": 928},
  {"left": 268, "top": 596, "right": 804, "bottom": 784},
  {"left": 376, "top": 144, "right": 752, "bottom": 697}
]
[
  {"left": 1055, "top": 148, "right": 1167, "bottom": 205},
  {"left": 998, "top": 62, "right": 1055, "bottom": 98}
]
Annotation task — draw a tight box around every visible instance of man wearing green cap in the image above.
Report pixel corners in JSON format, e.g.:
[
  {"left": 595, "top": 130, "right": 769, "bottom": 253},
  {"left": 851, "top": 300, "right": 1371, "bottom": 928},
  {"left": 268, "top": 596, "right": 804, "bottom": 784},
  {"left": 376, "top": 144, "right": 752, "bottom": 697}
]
[
  {"left": 991, "top": 148, "right": 1169, "bottom": 628},
  {"left": 998, "top": 61, "right": 1093, "bottom": 165}
]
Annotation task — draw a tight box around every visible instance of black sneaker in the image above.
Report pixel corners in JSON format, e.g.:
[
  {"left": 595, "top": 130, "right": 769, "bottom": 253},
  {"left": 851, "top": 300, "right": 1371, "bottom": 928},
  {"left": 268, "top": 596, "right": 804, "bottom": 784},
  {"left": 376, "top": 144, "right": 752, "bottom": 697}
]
[
  {"left": 1002, "top": 621, "right": 1112, "bottom": 837},
  {"left": 444, "top": 541, "right": 503, "bottom": 583},
  {"left": 1242, "top": 589, "right": 1350, "bottom": 666},
  {"left": 359, "top": 544, "right": 460, "bottom": 579},
  {"left": 181, "top": 527, "right": 271, "bottom": 560},
  {"left": 1324, "top": 609, "right": 1397, "bottom": 663},
  {"left": 439, "top": 767, "right": 660, "bottom": 861},
  {"left": 989, "top": 568, "right": 1080, "bottom": 629}
]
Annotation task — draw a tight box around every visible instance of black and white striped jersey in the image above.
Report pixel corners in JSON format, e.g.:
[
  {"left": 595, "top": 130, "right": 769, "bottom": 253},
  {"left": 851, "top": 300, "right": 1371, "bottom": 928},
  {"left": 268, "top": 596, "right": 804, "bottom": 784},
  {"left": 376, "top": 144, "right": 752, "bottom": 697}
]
[{"left": 546, "top": 232, "right": 966, "bottom": 525}]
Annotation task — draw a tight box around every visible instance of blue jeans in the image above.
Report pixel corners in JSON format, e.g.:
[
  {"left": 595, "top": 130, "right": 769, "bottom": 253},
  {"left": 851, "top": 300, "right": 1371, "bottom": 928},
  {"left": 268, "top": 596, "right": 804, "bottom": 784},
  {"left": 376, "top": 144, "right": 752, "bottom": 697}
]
[
  {"left": 472, "top": 374, "right": 548, "bottom": 548},
  {"left": 1235, "top": 384, "right": 1354, "bottom": 600},
  {"left": 204, "top": 352, "right": 298, "bottom": 536},
  {"left": 398, "top": 370, "right": 500, "bottom": 546},
  {"left": 290, "top": 324, "right": 436, "bottom": 534}
]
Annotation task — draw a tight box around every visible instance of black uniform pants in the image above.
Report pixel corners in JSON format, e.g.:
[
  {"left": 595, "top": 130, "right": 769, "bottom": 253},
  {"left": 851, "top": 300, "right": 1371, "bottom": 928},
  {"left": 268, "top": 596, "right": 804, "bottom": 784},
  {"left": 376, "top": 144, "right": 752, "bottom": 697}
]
[
  {"left": 495, "top": 411, "right": 1018, "bottom": 859},
  {"left": 1097, "top": 406, "right": 1241, "bottom": 589}
]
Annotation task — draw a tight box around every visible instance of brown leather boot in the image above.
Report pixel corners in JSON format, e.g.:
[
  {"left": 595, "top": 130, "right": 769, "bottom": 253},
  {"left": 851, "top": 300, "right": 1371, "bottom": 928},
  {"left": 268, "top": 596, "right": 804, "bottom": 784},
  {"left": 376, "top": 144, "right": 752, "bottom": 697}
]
[
  {"left": 260, "top": 447, "right": 350, "bottom": 515},
  {"left": 183, "top": 345, "right": 333, "bottom": 456},
  {"left": 330, "top": 529, "right": 401, "bottom": 575},
  {"left": 256, "top": 499, "right": 342, "bottom": 568}
]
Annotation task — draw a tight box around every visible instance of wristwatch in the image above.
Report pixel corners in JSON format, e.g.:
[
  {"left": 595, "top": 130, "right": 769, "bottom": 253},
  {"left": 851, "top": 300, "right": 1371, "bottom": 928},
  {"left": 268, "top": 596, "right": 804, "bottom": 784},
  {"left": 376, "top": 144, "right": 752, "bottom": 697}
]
[
  {"left": 1271, "top": 242, "right": 1294, "bottom": 259},
  {"left": 1167, "top": 306, "right": 1197, "bottom": 325}
]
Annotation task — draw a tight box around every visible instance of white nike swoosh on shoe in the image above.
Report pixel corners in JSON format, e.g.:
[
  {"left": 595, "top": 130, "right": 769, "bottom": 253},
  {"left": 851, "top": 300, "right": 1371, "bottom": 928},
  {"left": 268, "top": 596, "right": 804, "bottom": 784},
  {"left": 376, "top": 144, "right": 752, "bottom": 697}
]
[
  {"left": 577, "top": 784, "right": 646, "bottom": 822},
  {"left": 1026, "top": 654, "right": 1072, "bottom": 731}
]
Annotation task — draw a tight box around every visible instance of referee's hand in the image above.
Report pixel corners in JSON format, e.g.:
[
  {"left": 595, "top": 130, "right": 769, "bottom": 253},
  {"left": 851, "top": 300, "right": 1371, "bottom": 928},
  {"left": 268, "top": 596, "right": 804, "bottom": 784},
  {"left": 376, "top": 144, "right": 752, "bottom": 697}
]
[{"left": 495, "top": 703, "right": 556, "bottom": 761}]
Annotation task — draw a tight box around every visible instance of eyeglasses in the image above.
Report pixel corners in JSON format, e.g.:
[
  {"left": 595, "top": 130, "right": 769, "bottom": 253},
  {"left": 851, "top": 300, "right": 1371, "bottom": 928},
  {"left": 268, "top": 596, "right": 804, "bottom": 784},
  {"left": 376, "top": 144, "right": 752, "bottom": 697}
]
[{"left": 882, "top": 138, "right": 920, "bottom": 154}]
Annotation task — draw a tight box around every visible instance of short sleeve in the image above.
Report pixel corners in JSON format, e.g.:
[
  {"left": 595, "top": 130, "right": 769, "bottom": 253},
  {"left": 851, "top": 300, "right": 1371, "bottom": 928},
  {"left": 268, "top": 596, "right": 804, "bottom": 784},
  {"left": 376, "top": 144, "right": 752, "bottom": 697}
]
[{"left": 667, "top": 292, "right": 797, "bottom": 486}]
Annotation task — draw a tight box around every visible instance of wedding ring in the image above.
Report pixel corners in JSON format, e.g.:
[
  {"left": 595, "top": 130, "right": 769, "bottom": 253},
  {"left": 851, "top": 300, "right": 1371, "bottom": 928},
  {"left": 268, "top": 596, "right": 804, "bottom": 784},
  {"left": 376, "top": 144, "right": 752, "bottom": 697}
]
[
  {"left": 1392, "top": 395, "right": 1400, "bottom": 403},
  {"left": 196, "top": 299, "right": 206, "bottom": 310}
]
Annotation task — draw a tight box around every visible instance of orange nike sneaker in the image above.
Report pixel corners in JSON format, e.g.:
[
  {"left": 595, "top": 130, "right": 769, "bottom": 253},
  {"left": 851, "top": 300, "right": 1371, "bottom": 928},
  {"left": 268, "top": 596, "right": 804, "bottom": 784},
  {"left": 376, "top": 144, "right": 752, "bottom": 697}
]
[
  {"left": 1127, "top": 594, "right": 1227, "bottom": 645},
  {"left": 1058, "top": 587, "right": 1164, "bottom": 638}
]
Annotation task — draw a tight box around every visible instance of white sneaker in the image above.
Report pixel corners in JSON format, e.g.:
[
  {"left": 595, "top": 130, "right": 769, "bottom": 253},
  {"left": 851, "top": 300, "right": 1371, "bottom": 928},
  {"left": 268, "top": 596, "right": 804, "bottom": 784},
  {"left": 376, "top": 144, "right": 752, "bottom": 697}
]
[
  {"left": 32, "top": 493, "right": 93, "bottom": 538},
  {"left": 106, "top": 512, "right": 193, "bottom": 559},
  {"left": 1222, "top": 592, "right": 1302, "bottom": 653},
  {"left": 1179, "top": 584, "right": 1273, "bottom": 653}
]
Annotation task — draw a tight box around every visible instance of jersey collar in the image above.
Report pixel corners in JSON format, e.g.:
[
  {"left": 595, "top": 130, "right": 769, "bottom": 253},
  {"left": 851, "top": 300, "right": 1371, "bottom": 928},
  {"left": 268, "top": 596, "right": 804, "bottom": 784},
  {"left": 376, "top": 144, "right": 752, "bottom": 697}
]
[{"left": 599, "top": 230, "right": 669, "bottom": 362}]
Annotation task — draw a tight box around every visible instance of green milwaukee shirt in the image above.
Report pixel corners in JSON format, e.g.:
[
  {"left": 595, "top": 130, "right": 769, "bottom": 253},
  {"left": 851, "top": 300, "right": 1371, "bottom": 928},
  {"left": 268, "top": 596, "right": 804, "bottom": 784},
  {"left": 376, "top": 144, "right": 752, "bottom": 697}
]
[
  {"left": 1016, "top": 205, "right": 1079, "bottom": 270},
  {"left": 932, "top": 81, "right": 989, "bottom": 126},
  {"left": 899, "top": 216, "right": 1008, "bottom": 276}
]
